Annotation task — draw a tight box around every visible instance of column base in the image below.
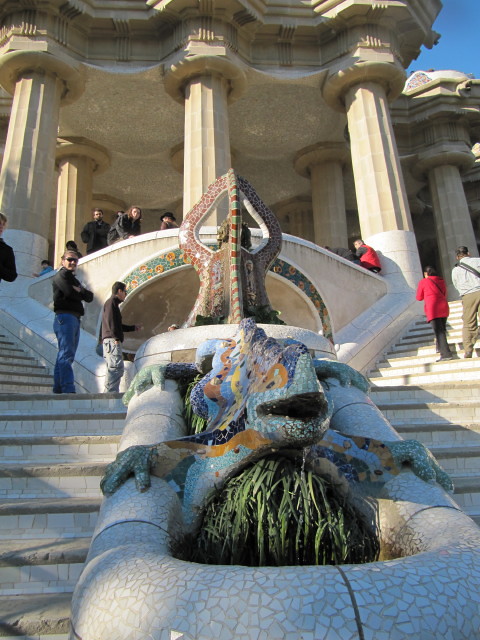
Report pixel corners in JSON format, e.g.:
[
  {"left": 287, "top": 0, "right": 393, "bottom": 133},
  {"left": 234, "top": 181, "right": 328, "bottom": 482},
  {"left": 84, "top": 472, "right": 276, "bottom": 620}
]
[
  {"left": 365, "top": 230, "right": 422, "bottom": 292},
  {"left": 3, "top": 229, "right": 49, "bottom": 278}
]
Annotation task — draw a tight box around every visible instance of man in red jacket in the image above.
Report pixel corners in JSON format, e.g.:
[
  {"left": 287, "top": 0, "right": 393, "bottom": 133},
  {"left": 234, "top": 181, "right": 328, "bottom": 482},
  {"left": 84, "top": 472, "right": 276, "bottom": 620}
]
[{"left": 353, "top": 239, "right": 382, "bottom": 273}]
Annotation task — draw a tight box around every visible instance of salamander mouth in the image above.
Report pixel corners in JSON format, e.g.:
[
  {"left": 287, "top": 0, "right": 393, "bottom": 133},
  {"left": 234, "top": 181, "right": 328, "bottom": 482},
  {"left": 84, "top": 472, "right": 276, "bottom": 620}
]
[{"left": 257, "top": 391, "right": 328, "bottom": 422}]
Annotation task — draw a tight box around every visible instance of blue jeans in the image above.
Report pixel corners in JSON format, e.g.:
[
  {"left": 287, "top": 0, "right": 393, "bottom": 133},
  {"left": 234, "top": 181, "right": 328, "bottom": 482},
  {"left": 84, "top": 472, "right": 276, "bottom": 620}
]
[{"left": 53, "top": 313, "right": 80, "bottom": 393}]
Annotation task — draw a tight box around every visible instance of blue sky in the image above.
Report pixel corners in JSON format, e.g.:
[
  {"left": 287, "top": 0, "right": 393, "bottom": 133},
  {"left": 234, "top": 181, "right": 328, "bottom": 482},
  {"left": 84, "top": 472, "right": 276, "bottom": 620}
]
[{"left": 408, "top": 0, "right": 479, "bottom": 78}]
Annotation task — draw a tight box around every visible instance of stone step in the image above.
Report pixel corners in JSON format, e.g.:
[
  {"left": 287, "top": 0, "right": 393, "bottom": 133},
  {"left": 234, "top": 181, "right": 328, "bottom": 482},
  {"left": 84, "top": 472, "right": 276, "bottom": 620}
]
[
  {"left": 376, "top": 400, "right": 480, "bottom": 424},
  {"left": 384, "top": 342, "right": 464, "bottom": 359},
  {"left": 399, "top": 324, "right": 461, "bottom": 339},
  {"left": 374, "top": 351, "right": 465, "bottom": 368},
  {"left": 393, "top": 422, "right": 480, "bottom": 447},
  {"left": 0, "top": 411, "right": 126, "bottom": 435},
  {"left": 0, "top": 560, "right": 84, "bottom": 596},
  {"left": 0, "top": 435, "right": 120, "bottom": 462},
  {"left": 386, "top": 335, "right": 472, "bottom": 362},
  {"left": 369, "top": 364, "right": 480, "bottom": 386},
  {"left": 0, "top": 362, "right": 50, "bottom": 375},
  {"left": 429, "top": 444, "right": 480, "bottom": 476},
  {"left": 449, "top": 474, "right": 480, "bottom": 512},
  {"left": 0, "top": 380, "right": 54, "bottom": 393},
  {"left": 0, "top": 462, "right": 107, "bottom": 499},
  {"left": 0, "top": 371, "right": 53, "bottom": 383},
  {"left": 0, "top": 497, "right": 101, "bottom": 539},
  {"left": 0, "top": 592, "right": 71, "bottom": 637},
  {"left": 0, "top": 354, "right": 43, "bottom": 367},
  {"left": 0, "top": 345, "right": 31, "bottom": 356},
  {"left": 370, "top": 383, "right": 480, "bottom": 403},
  {"left": 0, "top": 392, "right": 124, "bottom": 412},
  {"left": 0, "top": 538, "right": 90, "bottom": 568}
]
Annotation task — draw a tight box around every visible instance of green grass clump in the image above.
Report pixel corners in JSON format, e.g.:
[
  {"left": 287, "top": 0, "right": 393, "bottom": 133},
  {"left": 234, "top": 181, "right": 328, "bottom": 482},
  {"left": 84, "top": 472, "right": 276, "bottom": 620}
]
[{"left": 174, "top": 453, "right": 379, "bottom": 567}]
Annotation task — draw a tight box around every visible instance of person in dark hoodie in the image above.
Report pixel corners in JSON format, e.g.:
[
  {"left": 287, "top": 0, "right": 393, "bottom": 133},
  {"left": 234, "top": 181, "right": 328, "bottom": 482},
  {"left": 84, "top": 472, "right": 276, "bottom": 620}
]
[
  {"left": 0, "top": 213, "right": 17, "bottom": 284},
  {"left": 52, "top": 251, "right": 93, "bottom": 393}
]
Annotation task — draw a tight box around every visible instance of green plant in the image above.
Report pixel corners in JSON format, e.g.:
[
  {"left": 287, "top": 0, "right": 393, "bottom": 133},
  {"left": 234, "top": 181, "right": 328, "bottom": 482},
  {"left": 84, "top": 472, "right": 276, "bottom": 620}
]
[
  {"left": 174, "top": 453, "right": 379, "bottom": 566},
  {"left": 181, "top": 374, "right": 208, "bottom": 435}
]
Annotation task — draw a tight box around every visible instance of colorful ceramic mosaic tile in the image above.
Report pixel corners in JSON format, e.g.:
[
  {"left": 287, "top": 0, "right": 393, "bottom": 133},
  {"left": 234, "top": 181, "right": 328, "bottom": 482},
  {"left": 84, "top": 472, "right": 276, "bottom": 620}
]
[
  {"left": 123, "top": 249, "right": 332, "bottom": 339},
  {"left": 405, "top": 70, "right": 433, "bottom": 91},
  {"left": 177, "top": 169, "right": 283, "bottom": 325}
]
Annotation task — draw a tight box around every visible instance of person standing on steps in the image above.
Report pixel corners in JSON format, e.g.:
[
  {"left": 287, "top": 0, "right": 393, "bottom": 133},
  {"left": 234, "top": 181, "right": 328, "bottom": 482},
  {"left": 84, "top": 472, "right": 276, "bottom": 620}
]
[
  {"left": 81, "top": 208, "right": 110, "bottom": 254},
  {"left": 416, "top": 266, "right": 453, "bottom": 362},
  {"left": 452, "top": 246, "right": 480, "bottom": 359},
  {"left": 101, "top": 281, "right": 143, "bottom": 393},
  {"left": 52, "top": 251, "right": 93, "bottom": 393}
]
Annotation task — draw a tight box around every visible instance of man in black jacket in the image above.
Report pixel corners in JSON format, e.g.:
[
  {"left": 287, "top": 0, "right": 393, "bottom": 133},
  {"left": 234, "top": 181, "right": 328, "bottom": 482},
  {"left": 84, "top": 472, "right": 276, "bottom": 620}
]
[
  {"left": 101, "top": 281, "right": 142, "bottom": 392},
  {"left": 81, "top": 208, "right": 110, "bottom": 254},
  {"left": 0, "top": 213, "right": 17, "bottom": 284},
  {"left": 52, "top": 251, "right": 93, "bottom": 393}
]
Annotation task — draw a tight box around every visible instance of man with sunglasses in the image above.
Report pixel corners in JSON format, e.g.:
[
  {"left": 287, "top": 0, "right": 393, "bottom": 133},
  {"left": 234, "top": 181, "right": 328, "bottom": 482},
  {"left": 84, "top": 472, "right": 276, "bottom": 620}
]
[{"left": 52, "top": 251, "right": 93, "bottom": 393}]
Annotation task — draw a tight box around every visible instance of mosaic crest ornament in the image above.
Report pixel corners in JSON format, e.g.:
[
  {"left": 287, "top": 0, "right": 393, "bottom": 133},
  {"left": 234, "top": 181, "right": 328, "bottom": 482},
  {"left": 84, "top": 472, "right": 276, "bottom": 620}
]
[{"left": 178, "top": 169, "right": 283, "bottom": 326}]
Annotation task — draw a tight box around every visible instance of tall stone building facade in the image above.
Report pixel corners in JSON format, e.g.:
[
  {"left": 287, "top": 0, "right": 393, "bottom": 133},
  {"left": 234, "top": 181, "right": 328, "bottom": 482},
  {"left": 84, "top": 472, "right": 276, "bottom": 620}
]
[{"left": 0, "top": 0, "right": 478, "bottom": 280}]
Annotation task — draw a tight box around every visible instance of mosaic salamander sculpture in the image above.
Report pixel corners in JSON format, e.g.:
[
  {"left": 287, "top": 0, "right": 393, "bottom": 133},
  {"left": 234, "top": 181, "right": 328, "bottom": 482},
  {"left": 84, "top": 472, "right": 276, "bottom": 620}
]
[{"left": 101, "top": 318, "right": 452, "bottom": 524}]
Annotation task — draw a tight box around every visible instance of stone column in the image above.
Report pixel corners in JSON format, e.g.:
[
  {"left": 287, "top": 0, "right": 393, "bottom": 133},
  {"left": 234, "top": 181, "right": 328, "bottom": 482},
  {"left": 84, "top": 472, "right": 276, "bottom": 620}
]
[
  {"left": 165, "top": 57, "right": 246, "bottom": 226},
  {"left": 323, "top": 59, "right": 421, "bottom": 289},
  {"left": 415, "top": 132, "right": 478, "bottom": 281},
  {"left": 55, "top": 138, "right": 110, "bottom": 264},
  {"left": 0, "top": 51, "right": 84, "bottom": 275},
  {"left": 274, "top": 198, "right": 314, "bottom": 241},
  {"left": 294, "top": 143, "right": 349, "bottom": 247}
]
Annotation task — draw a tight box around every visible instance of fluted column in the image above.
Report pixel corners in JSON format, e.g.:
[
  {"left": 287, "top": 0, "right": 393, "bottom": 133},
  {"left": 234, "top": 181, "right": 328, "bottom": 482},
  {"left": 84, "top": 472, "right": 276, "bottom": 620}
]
[
  {"left": 55, "top": 138, "right": 110, "bottom": 264},
  {"left": 416, "top": 143, "right": 477, "bottom": 280},
  {"left": 295, "top": 143, "right": 349, "bottom": 247},
  {"left": 324, "top": 62, "right": 411, "bottom": 237},
  {"left": 0, "top": 51, "right": 84, "bottom": 275},
  {"left": 165, "top": 57, "right": 246, "bottom": 226},
  {"left": 323, "top": 55, "right": 421, "bottom": 289}
]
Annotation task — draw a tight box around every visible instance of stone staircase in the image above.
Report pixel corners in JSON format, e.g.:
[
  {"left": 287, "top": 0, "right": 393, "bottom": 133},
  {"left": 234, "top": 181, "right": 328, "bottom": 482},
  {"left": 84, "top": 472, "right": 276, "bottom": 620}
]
[
  {"left": 0, "top": 327, "right": 126, "bottom": 639},
  {"left": 369, "top": 300, "right": 480, "bottom": 525},
  {"left": 1, "top": 302, "right": 479, "bottom": 637}
]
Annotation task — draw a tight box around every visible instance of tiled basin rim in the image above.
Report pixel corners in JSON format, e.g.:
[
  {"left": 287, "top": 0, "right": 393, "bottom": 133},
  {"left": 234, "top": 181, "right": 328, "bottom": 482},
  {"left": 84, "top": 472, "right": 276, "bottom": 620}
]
[{"left": 70, "top": 327, "right": 480, "bottom": 640}]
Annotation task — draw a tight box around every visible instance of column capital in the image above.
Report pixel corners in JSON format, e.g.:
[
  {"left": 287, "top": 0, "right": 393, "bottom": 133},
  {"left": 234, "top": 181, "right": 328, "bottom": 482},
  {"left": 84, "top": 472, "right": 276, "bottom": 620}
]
[
  {"left": 294, "top": 142, "right": 349, "bottom": 178},
  {"left": 414, "top": 144, "right": 475, "bottom": 180},
  {"left": 0, "top": 50, "right": 85, "bottom": 105},
  {"left": 322, "top": 59, "right": 406, "bottom": 113},
  {"left": 164, "top": 55, "right": 246, "bottom": 105},
  {"left": 56, "top": 137, "right": 110, "bottom": 175}
]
